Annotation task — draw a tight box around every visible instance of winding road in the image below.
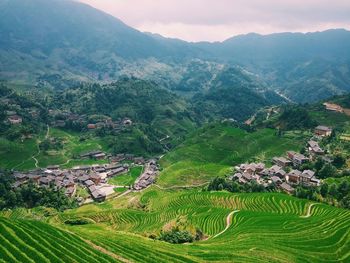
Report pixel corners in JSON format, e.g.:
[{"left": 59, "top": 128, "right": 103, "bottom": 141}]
[
  {"left": 300, "top": 203, "right": 316, "bottom": 218},
  {"left": 211, "top": 210, "right": 240, "bottom": 239},
  {"left": 154, "top": 182, "right": 210, "bottom": 190}
]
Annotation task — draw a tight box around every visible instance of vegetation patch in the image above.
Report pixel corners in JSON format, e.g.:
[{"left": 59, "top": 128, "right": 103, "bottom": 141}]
[{"left": 64, "top": 218, "right": 94, "bottom": 225}]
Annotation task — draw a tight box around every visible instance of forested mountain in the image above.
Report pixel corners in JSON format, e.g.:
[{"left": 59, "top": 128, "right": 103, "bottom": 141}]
[
  {"left": 0, "top": 0, "right": 350, "bottom": 103},
  {"left": 191, "top": 67, "right": 285, "bottom": 121},
  {"left": 200, "top": 30, "right": 350, "bottom": 102}
]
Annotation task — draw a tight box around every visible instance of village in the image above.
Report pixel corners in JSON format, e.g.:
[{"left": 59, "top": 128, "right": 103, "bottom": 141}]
[
  {"left": 11, "top": 153, "right": 159, "bottom": 204},
  {"left": 1, "top": 95, "right": 133, "bottom": 133},
  {"left": 231, "top": 125, "right": 334, "bottom": 194}
]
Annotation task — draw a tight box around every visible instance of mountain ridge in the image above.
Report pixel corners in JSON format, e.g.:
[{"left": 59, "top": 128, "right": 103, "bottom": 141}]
[{"left": 0, "top": 0, "right": 350, "bottom": 103}]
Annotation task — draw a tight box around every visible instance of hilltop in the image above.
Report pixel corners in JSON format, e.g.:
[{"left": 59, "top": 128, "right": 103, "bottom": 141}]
[{"left": 0, "top": 0, "right": 350, "bottom": 102}]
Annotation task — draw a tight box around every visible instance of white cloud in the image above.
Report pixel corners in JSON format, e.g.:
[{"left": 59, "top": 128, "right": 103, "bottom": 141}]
[{"left": 79, "top": 0, "right": 350, "bottom": 41}]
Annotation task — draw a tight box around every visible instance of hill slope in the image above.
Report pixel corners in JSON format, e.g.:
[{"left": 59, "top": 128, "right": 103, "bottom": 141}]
[
  {"left": 158, "top": 122, "right": 306, "bottom": 187},
  {"left": 0, "top": 0, "right": 350, "bottom": 102},
  {"left": 1, "top": 191, "right": 349, "bottom": 262}
]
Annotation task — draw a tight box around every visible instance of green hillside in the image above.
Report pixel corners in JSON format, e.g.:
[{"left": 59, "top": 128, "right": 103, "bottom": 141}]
[
  {"left": 158, "top": 122, "right": 307, "bottom": 187},
  {"left": 1, "top": 190, "right": 349, "bottom": 262}
]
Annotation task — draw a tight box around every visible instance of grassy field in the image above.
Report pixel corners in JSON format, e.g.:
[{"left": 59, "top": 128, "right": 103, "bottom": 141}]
[
  {"left": 1, "top": 189, "right": 349, "bottom": 262},
  {"left": 108, "top": 166, "right": 143, "bottom": 186},
  {"left": 309, "top": 106, "right": 350, "bottom": 129},
  {"left": 0, "top": 128, "right": 109, "bottom": 171},
  {"left": 158, "top": 123, "right": 307, "bottom": 187}
]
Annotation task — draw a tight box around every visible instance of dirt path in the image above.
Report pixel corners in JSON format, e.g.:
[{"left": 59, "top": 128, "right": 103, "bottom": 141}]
[
  {"left": 32, "top": 156, "right": 39, "bottom": 168},
  {"left": 62, "top": 227, "right": 132, "bottom": 263},
  {"left": 115, "top": 190, "right": 132, "bottom": 199},
  {"left": 45, "top": 125, "right": 50, "bottom": 139},
  {"left": 300, "top": 203, "right": 316, "bottom": 218},
  {"left": 211, "top": 210, "right": 240, "bottom": 239},
  {"left": 82, "top": 239, "right": 132, "bottom": 263},
  {"left": 31, "top": 125, "right": 50, "bottom": 168},
  {"left": 154, "top": 182, "right": 210, "bottom": 190}
]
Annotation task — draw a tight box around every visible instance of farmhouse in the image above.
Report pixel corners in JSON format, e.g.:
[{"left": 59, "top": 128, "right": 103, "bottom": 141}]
[
  {"left": 47, "top": 165, "right": 60, "bottom": 170},
  {"left": 134, "top": 157, "right": 145, "bottom": 165},
  {"left": 85, "top": 180, "right": 95, "bottom": 187},
  {"left": 14, "top": 173, "right": 27, "bottom": 182},
  {"left": 123, "top": 118, "right": 132, "bottom": 125},
  {"left": 287, "top": 170, "right": 302, "bottom": 184},
  {"left": 242, "top": 172, "right": 253, "bottom": 181},
  {"left": 267, "top": 165, "right": 284, "bottom": 176},
  {"left": 300, "top": 170, "right": 315, "bottom": 185},
  {"left": 8, "top": 115, "right": 22, "bottom": 124},
  {"left": 308, "top": 141, "right": 324, "bottom": 155},
  {"left": 93, "top": 153, "right": 106, "bottom": 160},
  {"left": 272, "top": 157, "right": 291, "bottom": 167},
  {"left": 323, "top": 102, "right": 343, "bottom": 113},
  {"left": 314, "top": 126, "right": 332, "bottom": 137},
  {"left": 65, "top": 185, "right": 76, "bottom": 197},
  {"left": 280, "top": 182, "right": 294, "bottom": 194},
  {"left": 107, "top": 167, "right": 128, "bottom": 177},
  {"left": 271, "top": 176, "right": 282, "bottom": 185},
  {"left": 90, "top": 189, "right": 106, "bottom": 202},
  {"left": 89, "top": 173, "right": 102, "bottom": 184},
  {"left": 287, "top": 151, "right": 309, "bottom": 166}
]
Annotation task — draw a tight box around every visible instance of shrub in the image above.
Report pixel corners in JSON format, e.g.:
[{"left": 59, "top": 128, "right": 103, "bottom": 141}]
[{"left": 159, "top": 228, "right": 194, "bottom": 244}]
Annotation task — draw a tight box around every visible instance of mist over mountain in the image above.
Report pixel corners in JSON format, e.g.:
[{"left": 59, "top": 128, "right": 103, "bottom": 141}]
[{"left": 0, "top": 0, "right": 349, "bottom": 103}]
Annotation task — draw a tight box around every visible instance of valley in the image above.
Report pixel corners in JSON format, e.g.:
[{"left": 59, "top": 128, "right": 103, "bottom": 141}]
[{"left": 0, "top": 0, "right": 350, "bottom": 262}]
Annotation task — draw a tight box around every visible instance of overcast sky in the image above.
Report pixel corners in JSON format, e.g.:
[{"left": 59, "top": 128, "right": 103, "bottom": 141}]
[{"left": 79, "top": 0, "right": 350, "bottom": 42}]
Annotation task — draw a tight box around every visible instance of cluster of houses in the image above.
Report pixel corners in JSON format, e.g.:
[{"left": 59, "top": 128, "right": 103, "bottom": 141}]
[
  {"left": 49, "top": 109, "right": 133, "bottom": 131},
  {"left": 323, "top": 102, "right": 344, "bottom": 113},
  {"left": 4, "top": 109, "right": 25, "bottom": 125},
  {"left": 1, "top": 96, "right": 41, "bottom": 126},
  {"left": 232, "top": 159, "right": 320, "bottom": 194},
  {"left": 133, "top": 160, "right": 159, "bottom": 191},
  {"left": 12, "top": 163, "right": 130, "bottom": 202},
  {"left": 231, "top": 125, "right": 334, "bottom": 194},
  {"left": 11, "top": 155, "right": 158, "bottom": 203},
  {"left": 79, "top": 151, "right": 147, "bottom": 165}
]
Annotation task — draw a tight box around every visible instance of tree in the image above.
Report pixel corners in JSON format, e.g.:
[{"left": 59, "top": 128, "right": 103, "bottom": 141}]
[
  {"left": 328, "top": 184, "right": 338, "bottom": 198},
  {"left": 340, "top": 195, "right": 350, "bottom": 209},
  {"left": 314, "top": 158, "right": 325, "bottom": 172},
  {"left": 318, "top": 164, "right": 337, "bottom": 179},
  {"left": 333, "top": 155, "right": 346, "bottom": 169},
  {"left": 337, "top": 181, "right": 349, "bottom": 199},
  {"left": 320, "top": 183, "right": 329, "bottom": 197}
]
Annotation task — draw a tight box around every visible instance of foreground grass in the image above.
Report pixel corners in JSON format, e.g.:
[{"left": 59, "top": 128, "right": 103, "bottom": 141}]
[
  {"left": 0, "top": 128, "right": 109, "bottom": 170},
  {"left": 108, "top": 166, "right": 143, "bottom": 186},
  {"left": 2, "top": 190, "right": 349, "bottom": 262},
  {"left": 158, "top": 123, "right": 307, "bottom": 187}
]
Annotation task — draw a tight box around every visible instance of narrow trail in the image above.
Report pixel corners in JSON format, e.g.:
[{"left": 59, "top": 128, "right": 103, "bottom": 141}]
[
  {"left": 45, "top": 125, "right": 50, "bottom": 139},
  {"left": 115, "top": 190, "right": 132, "bottom": 199},
  {"left": 154, "top": 182, "right": 210, "bottom": 190},
  {"left": 63, "top": 228, "right": 132, "bottom": 263},
  {"left": 32, "top": 156, "right": 39, "bottom": 168},
  {"left": 211, "top": 210, "right": 240, "bottom": 239},
  {"left": 83, "top": 239, "right": 132, "bottom": 263},
  {"left": 300, "top": 203, "right": 316, "bottom": 218}
]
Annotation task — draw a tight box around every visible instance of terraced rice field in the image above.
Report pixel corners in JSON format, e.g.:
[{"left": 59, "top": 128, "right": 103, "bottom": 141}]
[
  {"left": 158, "top": 125, "right": 306, "bottom": 187},
  {"left": 1, "top": 190, "right": 349, "bottom": 262}
]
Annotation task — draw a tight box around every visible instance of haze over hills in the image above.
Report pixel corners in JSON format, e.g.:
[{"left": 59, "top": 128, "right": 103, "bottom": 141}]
[
  {"left": 1, "top": 1, "right": 350, "bottom": 262},
  {"left": 0, "top": 0, "right": 350, "bottom": 103}
]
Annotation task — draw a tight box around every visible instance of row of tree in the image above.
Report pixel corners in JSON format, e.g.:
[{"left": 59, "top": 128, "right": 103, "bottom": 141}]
[
  {"left": 0, "top": 172, "right": 77, "bottom": 211},
  {"left": 207, "top": 177, "right": 275, "bottom": 193},
  {"left": 295, "top": 180, "right": 350, "bottom": 209}
]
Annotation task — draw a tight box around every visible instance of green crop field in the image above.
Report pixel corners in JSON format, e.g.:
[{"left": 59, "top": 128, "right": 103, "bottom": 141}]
[
  {"left": 108, "top": 166, "right": 143, "bottom": 186},
  {"left": 0, "top": 128, "right": 109, "bottom": 171},
  {"left": 158, "top": 123, "right": 307, "bottom": 187},
  {"left": 1, "top": 189, "right": 349, "bottom": 262}
]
